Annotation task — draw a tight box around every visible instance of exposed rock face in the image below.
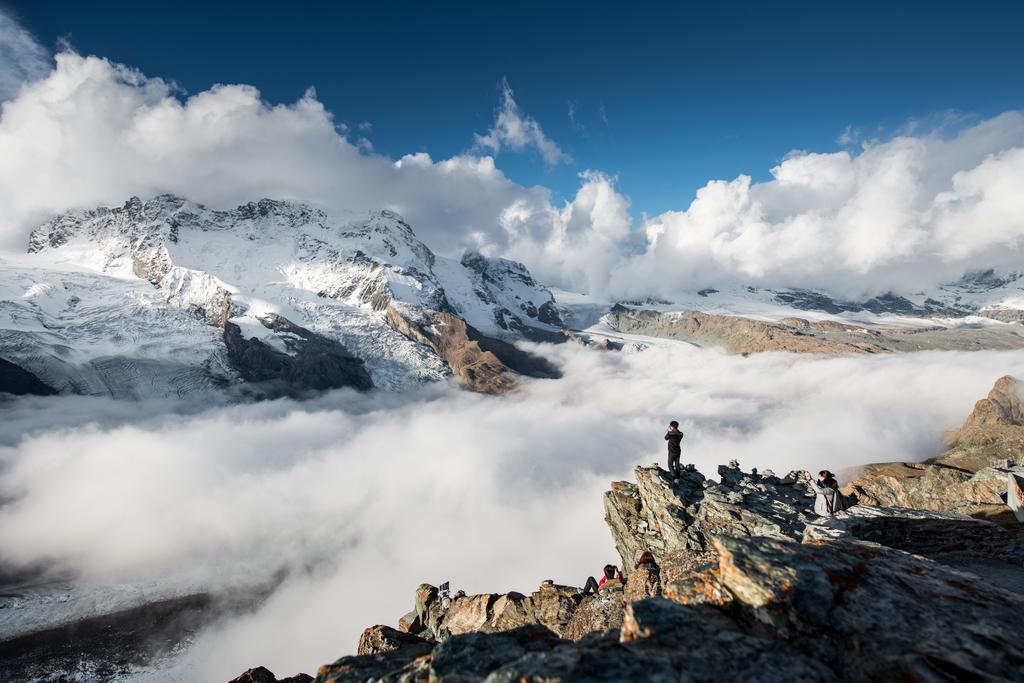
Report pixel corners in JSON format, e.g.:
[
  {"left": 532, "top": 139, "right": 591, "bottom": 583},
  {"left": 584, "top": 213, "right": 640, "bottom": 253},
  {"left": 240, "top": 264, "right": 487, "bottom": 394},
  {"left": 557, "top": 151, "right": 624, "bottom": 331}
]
[
  {"left": 603, "top": 463, "right": 816, "bottom": 572},
  {"left": 228, "top": 666, "right": 312, "bottom": 683},
  {"left": 223, "top": 314, "right": 373, "bottom": 396},
  {"left": 311, "top": 533, "right": 1024, "bottom": 682},
  {"left": 386, "top": 302, "right": 559, "bottom": 394},
  {"left": 846, "top": 376, "right": 1024, "bottom": 519},
  {"left": 803, "top": 504, "right": 1011, "bottom": 558},
  {"left": 622, "top": 563, "right": 660, "bottom": 602},
  {"left": 0, "top": 357, "right": 57, "bottom": 396},
  {"left": 561, "top": 582, "right": 624, "bottom": 641},
  {"left": 402, "top": 580, "right": 586, "bottom": 644},
  {"left": 356, "top": 626, "right": 431, "bottom": 657}
]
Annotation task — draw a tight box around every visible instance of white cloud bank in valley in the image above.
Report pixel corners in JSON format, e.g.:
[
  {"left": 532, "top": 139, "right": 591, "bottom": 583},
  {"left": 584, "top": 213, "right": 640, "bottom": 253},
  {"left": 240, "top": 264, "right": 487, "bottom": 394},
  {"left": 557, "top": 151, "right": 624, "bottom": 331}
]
[
  {"left": 1, "top": 34, "right": 1024, "bottom": 298},
  {"left": 3, "top": 343, "right": 1024, "bottom": 678}
]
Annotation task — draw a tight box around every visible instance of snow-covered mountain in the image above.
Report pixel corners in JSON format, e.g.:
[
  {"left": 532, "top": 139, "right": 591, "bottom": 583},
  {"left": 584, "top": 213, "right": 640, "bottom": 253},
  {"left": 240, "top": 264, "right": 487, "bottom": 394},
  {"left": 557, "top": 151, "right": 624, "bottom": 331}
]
[{"left": 1, "top": 195, "right": 565, "bottom": 398}]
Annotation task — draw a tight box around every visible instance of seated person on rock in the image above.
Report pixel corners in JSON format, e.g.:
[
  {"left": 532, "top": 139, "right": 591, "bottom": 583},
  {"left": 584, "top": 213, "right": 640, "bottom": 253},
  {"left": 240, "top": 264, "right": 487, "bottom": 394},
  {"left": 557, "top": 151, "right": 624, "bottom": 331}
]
[{"left": 582, "top": 564, "right": 622, "bottom": 594}]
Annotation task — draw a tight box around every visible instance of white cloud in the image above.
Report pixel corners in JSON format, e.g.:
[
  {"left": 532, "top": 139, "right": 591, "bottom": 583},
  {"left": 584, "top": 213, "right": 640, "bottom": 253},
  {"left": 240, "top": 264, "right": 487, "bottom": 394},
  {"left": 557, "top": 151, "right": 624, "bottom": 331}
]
[
  {"left": 1, "top": 37, "right": 1024, "bottom": 302},
  {"left": 0, "top": 9, "right": 50, "bottom": 102},
  {"left": 2, "top": 343, "right": 1021, "bottom": 678},
  {"left": 613, "top": 112, "right": 1024, "bottom": 299},
  {"left": 473, "top": 78, "right": 572, "bottom": 167}
]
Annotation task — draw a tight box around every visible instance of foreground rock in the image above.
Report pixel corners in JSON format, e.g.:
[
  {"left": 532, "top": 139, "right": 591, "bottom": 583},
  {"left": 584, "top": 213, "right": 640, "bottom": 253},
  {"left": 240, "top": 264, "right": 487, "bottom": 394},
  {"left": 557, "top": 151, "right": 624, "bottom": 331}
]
[
  {"left": 604, "top": 462, "right": 815, "bottom": 571},
  {"left": 228, "top": 667, "right": 312, "bottom": 683},
  {"left": 312, "top": 533, "right": 1024, "bottom": 682},
  {"left": 847, "top": 375, "right": 1024, "bottom": 520}
]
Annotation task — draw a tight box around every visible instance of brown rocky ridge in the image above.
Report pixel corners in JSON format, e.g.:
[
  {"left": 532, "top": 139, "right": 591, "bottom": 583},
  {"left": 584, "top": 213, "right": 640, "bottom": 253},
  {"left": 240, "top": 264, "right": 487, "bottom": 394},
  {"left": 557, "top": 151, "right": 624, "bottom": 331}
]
[
  {"left": 603, "top": 304, "right": 1024, "bottom": 355},
  {"left": 846, "top": 375, "right": 1024, "bottom": 521}
]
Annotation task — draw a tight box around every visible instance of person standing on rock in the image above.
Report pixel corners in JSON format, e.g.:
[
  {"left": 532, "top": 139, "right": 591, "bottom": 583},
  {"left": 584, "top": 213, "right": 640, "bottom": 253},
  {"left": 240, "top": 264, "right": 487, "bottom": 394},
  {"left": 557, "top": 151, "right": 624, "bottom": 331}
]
[
  {"left": 806, "top": 470, "right": 845, "bottom": 516},
  {"left": 665, "top": 421, "right": 684, "bottom": 477}
]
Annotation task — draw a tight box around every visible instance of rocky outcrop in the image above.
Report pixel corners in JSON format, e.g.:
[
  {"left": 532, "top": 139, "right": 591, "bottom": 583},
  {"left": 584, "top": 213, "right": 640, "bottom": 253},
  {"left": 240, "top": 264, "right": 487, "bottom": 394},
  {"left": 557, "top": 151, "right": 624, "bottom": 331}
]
[
  {"left": 561, "top": 582, "right": 624, "bottom": 641},
  {"left": 310, "top": 533, "right": 1024, "bottom": 682},
  {"left": 603, "top": 463, "right": 816, "bottom": 572},
  {"left": 228, "top": 667, "right": 312, "bottom": 683},
  {"left": 223, "top": 314, "right": 373, "bottom": 396},
  {"left": 396, "top": 580, "right": 586, "bottom": 643},
  {"left": 0, "top": 357, "right": 57, "bottom": 396},
  {"left": 386, "top": 302, "right": 559, "bottom": 394},
  {"left": 356, "top": 626, "right": 431, "bottom": 657},
  {"left": 846, "top": 376, "right": 1024, "bottom": 519},
  {"left": 803, "top": 504, "right": 1012, "bottom": 558}
]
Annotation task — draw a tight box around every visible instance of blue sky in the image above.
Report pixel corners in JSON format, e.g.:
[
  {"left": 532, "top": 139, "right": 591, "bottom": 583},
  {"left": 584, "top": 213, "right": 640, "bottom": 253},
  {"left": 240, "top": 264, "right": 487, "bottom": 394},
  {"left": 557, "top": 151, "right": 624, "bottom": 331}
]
[{"left": 4, "top": 0, "right": 1024, "bottom": 219}]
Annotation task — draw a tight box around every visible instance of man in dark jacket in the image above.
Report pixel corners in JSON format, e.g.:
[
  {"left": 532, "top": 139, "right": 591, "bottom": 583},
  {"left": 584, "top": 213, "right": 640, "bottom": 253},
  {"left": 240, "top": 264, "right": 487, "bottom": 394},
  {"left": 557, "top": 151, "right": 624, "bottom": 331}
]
[{"left": 665, "top": 420, "right": 684, "bottom": 477}]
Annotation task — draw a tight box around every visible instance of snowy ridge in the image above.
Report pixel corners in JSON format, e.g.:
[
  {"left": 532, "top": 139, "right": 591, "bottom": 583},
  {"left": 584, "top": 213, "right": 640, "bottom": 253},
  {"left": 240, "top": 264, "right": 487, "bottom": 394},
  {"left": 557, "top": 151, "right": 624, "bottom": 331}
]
[{"left": 4, "top": 195, "right": 564, "bottom": 396}]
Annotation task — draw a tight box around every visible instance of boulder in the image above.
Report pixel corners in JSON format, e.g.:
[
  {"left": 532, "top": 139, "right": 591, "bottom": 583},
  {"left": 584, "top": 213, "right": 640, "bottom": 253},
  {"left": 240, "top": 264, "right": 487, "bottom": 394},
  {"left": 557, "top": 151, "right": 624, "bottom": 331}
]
[
  {"left": 604, "top": 463, "right": 815, "bottom": 574},
  {"left": 488, "top": 591, "right": 535, "bottom": 631},
  {"left": 229, "top": 667, "right": 312, "bottom": 683},
  {"left": 356, "top": 625, "right": 431, "bottom": 656},
  {"left": 443, "top": 593, "right": 497, "bottom": 635},
  {"left": 803, "top": 504, "right": 1011, "bottom": 558},
  {"left": 561, "top": 582, "right": 625, "bottom": 641},
  {"left": 528, "top": 581, "right": 583, "bottom": 636},
  {"left": 846, "top": 376, "right": 1024, "bottom": 518},
  {"left": 622, "top": 563, "right": 660, "bottom": 602}
]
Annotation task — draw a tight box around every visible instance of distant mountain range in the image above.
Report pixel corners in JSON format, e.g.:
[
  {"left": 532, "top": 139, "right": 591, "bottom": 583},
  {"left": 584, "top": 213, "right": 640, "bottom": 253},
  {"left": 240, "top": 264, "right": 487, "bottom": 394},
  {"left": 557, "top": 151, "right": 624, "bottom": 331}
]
[{"left": 3, "top": 195, "right": 1024, "bottom": 399}]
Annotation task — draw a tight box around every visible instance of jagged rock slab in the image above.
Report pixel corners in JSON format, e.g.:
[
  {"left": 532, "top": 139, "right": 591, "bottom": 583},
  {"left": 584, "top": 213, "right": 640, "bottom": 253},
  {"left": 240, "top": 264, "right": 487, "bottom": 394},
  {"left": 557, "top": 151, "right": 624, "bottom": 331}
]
[
  {"left": 803, "top": 504, "right": 1011, "bottom": 558},
  {"left": 847, "top": 376, "right": 1024, "bottom": 518},
  {"left": 312, "top": 534, "right": 1024, "bottom": 682},
  {"left": 604, "top": 463, "right": 816, "bottom": 573}
]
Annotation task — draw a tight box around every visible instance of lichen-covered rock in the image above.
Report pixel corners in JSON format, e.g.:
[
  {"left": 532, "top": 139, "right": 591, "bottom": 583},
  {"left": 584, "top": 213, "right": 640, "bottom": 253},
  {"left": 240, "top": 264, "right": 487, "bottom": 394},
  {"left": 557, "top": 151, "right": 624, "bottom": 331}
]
[
  {"left": 562, "top": 582, "right": 624, "bottom": 640},
  {"left": 528, "top": 581, "right": 584, "bottom": 636},
  {"left": 488, "top": 591, "right": 535, "bottom": 631},
  {"left": 802, "top": 504, "right": 1011, "bottom": 558},
  {"left": 229, "top": 667, "right": 312, "bottom": 683},
  {"left": 604, "top": 463, "right": 815, "bottom": 575},
  {"left": 622, "top": 563, "right": 660, "bottom": 602},
  {"left": 443, "top": 593, "right": 497, "bottom": 635},
  {"left": 356, "top": 625, "right": 432, "bottom": 656}
]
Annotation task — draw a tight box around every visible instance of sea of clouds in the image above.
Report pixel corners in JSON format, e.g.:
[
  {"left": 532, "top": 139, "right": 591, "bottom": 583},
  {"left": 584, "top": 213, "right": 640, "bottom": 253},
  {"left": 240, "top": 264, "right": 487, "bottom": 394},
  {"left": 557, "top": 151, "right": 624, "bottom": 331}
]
[
  {"left": 4, "top": 343, "right": 1024, "bottom": 678},
  {"left": 3, "top": 10, "right": 1024, "bottom": 680}
]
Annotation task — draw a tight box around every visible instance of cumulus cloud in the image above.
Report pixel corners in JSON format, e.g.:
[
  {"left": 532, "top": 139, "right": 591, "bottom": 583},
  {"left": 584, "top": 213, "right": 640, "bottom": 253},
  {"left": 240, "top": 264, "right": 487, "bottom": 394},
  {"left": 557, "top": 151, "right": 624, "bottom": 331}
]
[
  {"left": 0, "top": 52, "right": 560, "bottom": 256},
  {"left": 473, "top": 78, "right": 572, "bottom": 167},
  {"left": 613, "top": 112, "right": 1024, "bottom": 299},
  {"left": 2, "top": 41, "right": 1024, "bottom": 301},
  {"left": 0, "top": 9, "right": 50, "bottom": 102},
  {"left": 3, "top": 344, "right": 1023, "bottom": 678}
]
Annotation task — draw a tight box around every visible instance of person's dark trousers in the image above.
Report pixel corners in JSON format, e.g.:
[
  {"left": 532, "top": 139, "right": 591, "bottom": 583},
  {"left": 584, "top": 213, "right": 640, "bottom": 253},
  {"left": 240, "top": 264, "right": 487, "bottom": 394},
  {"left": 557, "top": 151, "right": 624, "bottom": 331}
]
[
  {"left": 582, "top": 576, "right": 599, "bottom": 594},
  {"left": 668, "top": 450, "right": 680, "bottom": 476}
]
